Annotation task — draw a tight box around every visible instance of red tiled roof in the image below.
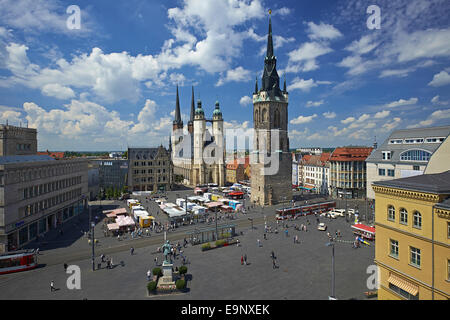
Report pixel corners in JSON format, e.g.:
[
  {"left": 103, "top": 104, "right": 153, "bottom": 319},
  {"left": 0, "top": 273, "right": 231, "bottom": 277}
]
[
  {"left": 226, "top": 156, "right": 249, "bottom": 170},
  {"left": 330, "top": 147, "right": 373, "bottom": 162},
  {"left": 37, "top": 151, "right": 65, "bottom": 159}
]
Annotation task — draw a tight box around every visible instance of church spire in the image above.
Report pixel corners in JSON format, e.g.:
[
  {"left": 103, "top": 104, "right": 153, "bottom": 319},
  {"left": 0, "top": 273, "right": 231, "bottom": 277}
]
[
  {"left": 254, "top": 77, "right": 259, "bottom": 94},
  {"left": 261, "top": 11, "right": 281, "bottom": 97},
  {"left": 190, "top": 86, "right": 195, "bottom": 123},
  {"left": 266, "top": 13, "right": 274, "bottom": 59},
  {"left": 173, "top": 85, "right": 182, "bottom": 126}
]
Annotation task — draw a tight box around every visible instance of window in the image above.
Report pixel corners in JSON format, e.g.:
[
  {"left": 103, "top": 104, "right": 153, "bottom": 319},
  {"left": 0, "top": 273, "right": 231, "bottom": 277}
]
[
  {"left": 447, "top": 222, "right": 450, "bottom": 239},
  {"left": 400, "top": 150, "right": 431, "bottom": 161},
  {"left": 413, "top": 165, "right": 420, "bottom": 171},
  {"left": 387, "top": 169, "right": 395, "bottom": 177},
  {"left": 382, "top": 151, "right": 392, "bottom": 160},
  {"left": 413, "top": 211, "right": 422, "bottom": 229},
  {"left": 379, "top": 168, "right": 386, "bottom": 176},
  {"left": 389, "top": 139, "right": 403, "bottom": 144},
  {"left": 390, "top": 239, "right": 399, "bottom": 258},
  {"left": 447, "top": 259, "right": 450, "bottom": 281},
  {"left": 388, "top": 283, "right": 419, "bottom": 300},
  {"left": 388, "top": 206, "right": 395, "bottom": 221},
  {"left": 400, "top": 208, "right": 408, "bottom": 225},
  {"left": 410, "top": 247, "right": 421, "bottom": 268}
]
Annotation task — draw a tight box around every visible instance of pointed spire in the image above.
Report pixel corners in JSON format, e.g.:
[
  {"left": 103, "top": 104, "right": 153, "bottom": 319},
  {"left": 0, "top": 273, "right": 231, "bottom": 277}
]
[
  {"left": 173, "top": 85, "right": 182, "bottom": 125},
  {"left": 190, "top": 86, "right": 195, "bottom": 123},
  {"left": 266, "top": 13, "right": 274, "bottom": 58},
  {"left": 283, "top": 75, "right": 286, "bottom": 92},
  {"left": 254, "top": 77, "right": 259, "bottom": 94}
]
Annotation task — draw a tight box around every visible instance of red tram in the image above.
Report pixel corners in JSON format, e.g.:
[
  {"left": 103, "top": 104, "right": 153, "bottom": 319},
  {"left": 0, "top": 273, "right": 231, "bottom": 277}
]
[
  {"left": 0, "top": 250, "right": 38, "bottom": 275},
  {"left": 276, "top": 201, "right": 336, "bottom": 220}
]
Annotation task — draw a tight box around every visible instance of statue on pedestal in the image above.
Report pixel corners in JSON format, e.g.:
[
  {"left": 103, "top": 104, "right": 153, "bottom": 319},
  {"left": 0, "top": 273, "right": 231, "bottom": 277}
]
[{"left": 162, "top": 240, "right": 172, "bottom": 264}]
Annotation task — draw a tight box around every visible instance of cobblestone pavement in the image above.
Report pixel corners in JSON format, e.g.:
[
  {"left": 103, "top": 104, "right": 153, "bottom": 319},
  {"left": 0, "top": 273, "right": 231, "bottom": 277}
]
[{"left": 0, "top": 190, "right": 375, "bottom": 300}]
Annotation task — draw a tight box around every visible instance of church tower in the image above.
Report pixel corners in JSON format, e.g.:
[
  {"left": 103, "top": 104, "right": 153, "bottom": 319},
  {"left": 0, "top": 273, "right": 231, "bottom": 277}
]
[
  {"left": 250, "top": 14, "right": 292, "bottom": 206},
  {"left": 212, "top": 101, "right": 225, "bottom": 186},
  {"left": 171, "top": 85, "right": 184, "bottom": 160},
  {"left": 193, "top": 99, "right": 206, "bottom": 186}
]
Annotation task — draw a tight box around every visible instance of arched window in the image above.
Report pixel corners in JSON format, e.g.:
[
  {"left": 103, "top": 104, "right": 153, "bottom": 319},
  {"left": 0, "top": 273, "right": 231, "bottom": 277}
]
[
  {"left": 400, "top": 149, "right": 431, "bottom": 161},
  {"left": 274, "top": 109, "right": 280, "bottom": 128},
  {"left": 413, "top": 211, "right": 422, "bottom": 229},
  {"left": 388, "top": 205, "right": 395, "bottom": 221},
  {"left": 255, "top": 109, "right": 259, "bottom": 123},
  {"left": 400, "top": 208, "right": 408, "bottom": 224},
  {"left": 262, "top": 108, "right": 267, "bottom": 122}
]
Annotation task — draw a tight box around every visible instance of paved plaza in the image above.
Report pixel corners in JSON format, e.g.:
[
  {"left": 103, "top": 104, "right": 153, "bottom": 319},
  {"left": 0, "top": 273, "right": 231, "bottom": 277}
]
[{"left": 0, "top": 189, "right": 375, "bottom": 300}]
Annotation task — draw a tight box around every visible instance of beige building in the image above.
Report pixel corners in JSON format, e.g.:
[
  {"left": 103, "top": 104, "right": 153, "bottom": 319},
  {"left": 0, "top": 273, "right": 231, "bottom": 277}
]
[
  {"left": 0, "top": 124, "right": 89, "bottom": 253},
  {"left": 366, "top": 126, "right": 450, "bottom": 200},
  {"left": 373, "top": 171, "right": 450, "bottom": 300},
  {"left": 0, "top": 124, "right": 37, "bottom": 156},
  {"left": 171, "top": 86, "right": 225, "bottom": 187},
  {"left": 127, "top": 146, "right": 173, "bottom": 192}
]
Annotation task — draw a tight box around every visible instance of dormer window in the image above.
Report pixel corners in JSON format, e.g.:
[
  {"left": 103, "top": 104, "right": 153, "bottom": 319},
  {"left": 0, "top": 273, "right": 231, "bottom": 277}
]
[{"left": 382, "top": 151, "right": 391, "bottom": 160}]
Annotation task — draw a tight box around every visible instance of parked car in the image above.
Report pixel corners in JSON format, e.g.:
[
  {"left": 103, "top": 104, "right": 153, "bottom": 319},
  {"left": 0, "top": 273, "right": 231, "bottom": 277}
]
[
  {"left": 347, "top": 209, "right": 355, "bottom": 214},
  {"left": 330, "top": 210, "right": 344, "bottom": 217},
  {"left": 317, "top": 223, "right": 327, "bottom": 231}
]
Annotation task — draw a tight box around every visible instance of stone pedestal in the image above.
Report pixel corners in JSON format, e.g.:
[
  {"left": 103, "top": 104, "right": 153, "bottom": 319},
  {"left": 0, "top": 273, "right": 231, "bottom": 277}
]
[{"left": 157, "top": 261, "right": 176, "bottom": 288}]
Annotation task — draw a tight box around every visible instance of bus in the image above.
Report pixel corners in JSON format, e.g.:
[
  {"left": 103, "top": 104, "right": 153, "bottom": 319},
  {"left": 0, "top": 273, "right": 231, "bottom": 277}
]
[
  {"left": 351, "top": 224, "right": 375, "bottom": 241},
  {"left": 227, "top": 191, "right": 244, "bottom": 200},
  {"left": 0, "top": 250, "right": 38, "bottom": 275},
  {"left": 276, "top": 201, "right": 336, "bottom": 220}
]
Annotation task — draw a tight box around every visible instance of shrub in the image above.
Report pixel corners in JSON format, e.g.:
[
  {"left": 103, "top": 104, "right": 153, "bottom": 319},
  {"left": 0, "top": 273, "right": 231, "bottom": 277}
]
[
  {"left": 215, "top": 239, "right": 227, "bottom": 247},
  {"left": 152, "top": 267, "right": 162, "bottom": 276},
  {"left": 201, "top": 243, "right": 211, "bottom": 251},
  {"left": 147, "top": 281, "right": 157, "bottom": 292},
  {"left": 179, "top": 265, "right": 187, "bottom": 275},
  {"left": 176, "top": 279, "right": 186, "bottom": 290}
]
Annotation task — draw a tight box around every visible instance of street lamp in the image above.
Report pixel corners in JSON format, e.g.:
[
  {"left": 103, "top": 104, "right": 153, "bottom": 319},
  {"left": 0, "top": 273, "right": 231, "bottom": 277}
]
[
  {"left": 91, "top": 221, "right": 95, "bottom": 271},
  {"left": 326, "top": 240, "right": 336, "bottom": 300}
]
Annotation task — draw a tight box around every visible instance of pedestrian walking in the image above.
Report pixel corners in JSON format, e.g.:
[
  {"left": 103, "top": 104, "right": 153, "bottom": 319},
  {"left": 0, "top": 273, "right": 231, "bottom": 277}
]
[
  {"left": 50, "top": 280, "right": 55, "bottom": 292},
  {"left": 257, "top": 239, "right": 261, "bottom": 247},
  {"left": 154, "top": 256, "right": 158, "bottom": 266},
  {"left": 101, "top": 254, "right": 105, "bottom": 262},
  {"left": 64, "top": 263, "right": 68, "bottom": 272},
  {"left": 244, "top": 254, "right": 247, "bottom": 265},
  {"left": 272, "top": 259, "right": 276, "bottom": 269},
  {"left": 130, "top": 247, "right": 134, "bottom": 255},
  {"left": 263, "top": 233, "right": 267, "bottom": 240},
  {"left": 147, "top": 270, "right": 151, "bottom": 281},
  {"left": 285, "top": 229, "right": 288, "bottom": 237},
  {"left": 241, "top": 255, "right": 244, "bottom": 265}
]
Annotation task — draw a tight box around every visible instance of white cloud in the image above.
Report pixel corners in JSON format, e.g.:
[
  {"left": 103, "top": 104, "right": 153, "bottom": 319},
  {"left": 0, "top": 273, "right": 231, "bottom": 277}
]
[
  {"left": 306, "top": 22, "right": 342, "bottom": 41},
  {"left": 287, "top": 77, "right": 331, "bottom": 92},
  {"left": 382, "top": 117, "right": 402, "bottom": 131},
  {"left": 407, "top": 109, "right": 450, "bottom": 128},
  {"left": 41, "top": 83, "right": 75, "bottom": 100},
  {"left": 345, "top": 34, "right": 378, "bottom": 55},
  {"left": 239, "top": 96, "right": 252, "bottom": 106},
  {"left": 286, "top": 41, "right": 333, "bottom": 73},
  {"left": 305, "top": 100, "right": 324, "bottom": 107},
  {"left": 386, "top": 97, "right": 418, "bottom": 108},
  {"left": 290, "top": 114, "right": 317, "bottom": 125},
  {"left": 431, "top": 95, "right": 449, "bottom": 106},
  {"left": 341, "top": 117, "right": 355, "bottom": 124},
  {"left": 322, "top": 111, "right": 336, "bottom": 119},
  {"left": 374, "top": 110, "right": 391, "bottom": 119},
  {"left": 216, "top": 66, "right": 251, "bottom": 86},
  {"left": 275, "top": 7, "right": 291, "bottom": 16},
  {"left": 428, "top": 70, "right": 450, "bottom": 87}
]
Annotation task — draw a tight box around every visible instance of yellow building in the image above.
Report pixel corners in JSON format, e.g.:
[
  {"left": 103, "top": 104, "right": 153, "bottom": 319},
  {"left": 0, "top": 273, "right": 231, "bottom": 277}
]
[{"left": 373, "top": 170, "right": 450, "bottom": 300}]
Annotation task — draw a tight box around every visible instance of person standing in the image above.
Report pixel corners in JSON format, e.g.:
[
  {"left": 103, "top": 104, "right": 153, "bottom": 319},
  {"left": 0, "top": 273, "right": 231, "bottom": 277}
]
[
  {"left": 244, "top": 254, "right": 247, "bottom": 265},
  {"left": 147, "top": 270, "right": 151, "bottom": 281},
  {"left": 50, "top": 280, "right": 55, "bottom": 292},
  {"left": 130, "top": 247, "right": 134, "bottom": 255},
  {"left": 241, "top": 255, "right": 244, "bottom": 265}
]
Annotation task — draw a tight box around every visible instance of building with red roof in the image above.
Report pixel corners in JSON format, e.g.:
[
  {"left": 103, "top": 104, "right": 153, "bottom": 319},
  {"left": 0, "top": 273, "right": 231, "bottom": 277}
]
[
  {"left": 329, "top": 147, "right": 373, "bottom": 198},
  {"left": 37, "top": 150, "right": 65, "bottom": 160}
]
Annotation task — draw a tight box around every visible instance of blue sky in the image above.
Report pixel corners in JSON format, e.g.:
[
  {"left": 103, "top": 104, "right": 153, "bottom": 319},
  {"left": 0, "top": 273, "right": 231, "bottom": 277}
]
[{"left": 0, "top": 0, "right": 449, "bottom": 151}]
